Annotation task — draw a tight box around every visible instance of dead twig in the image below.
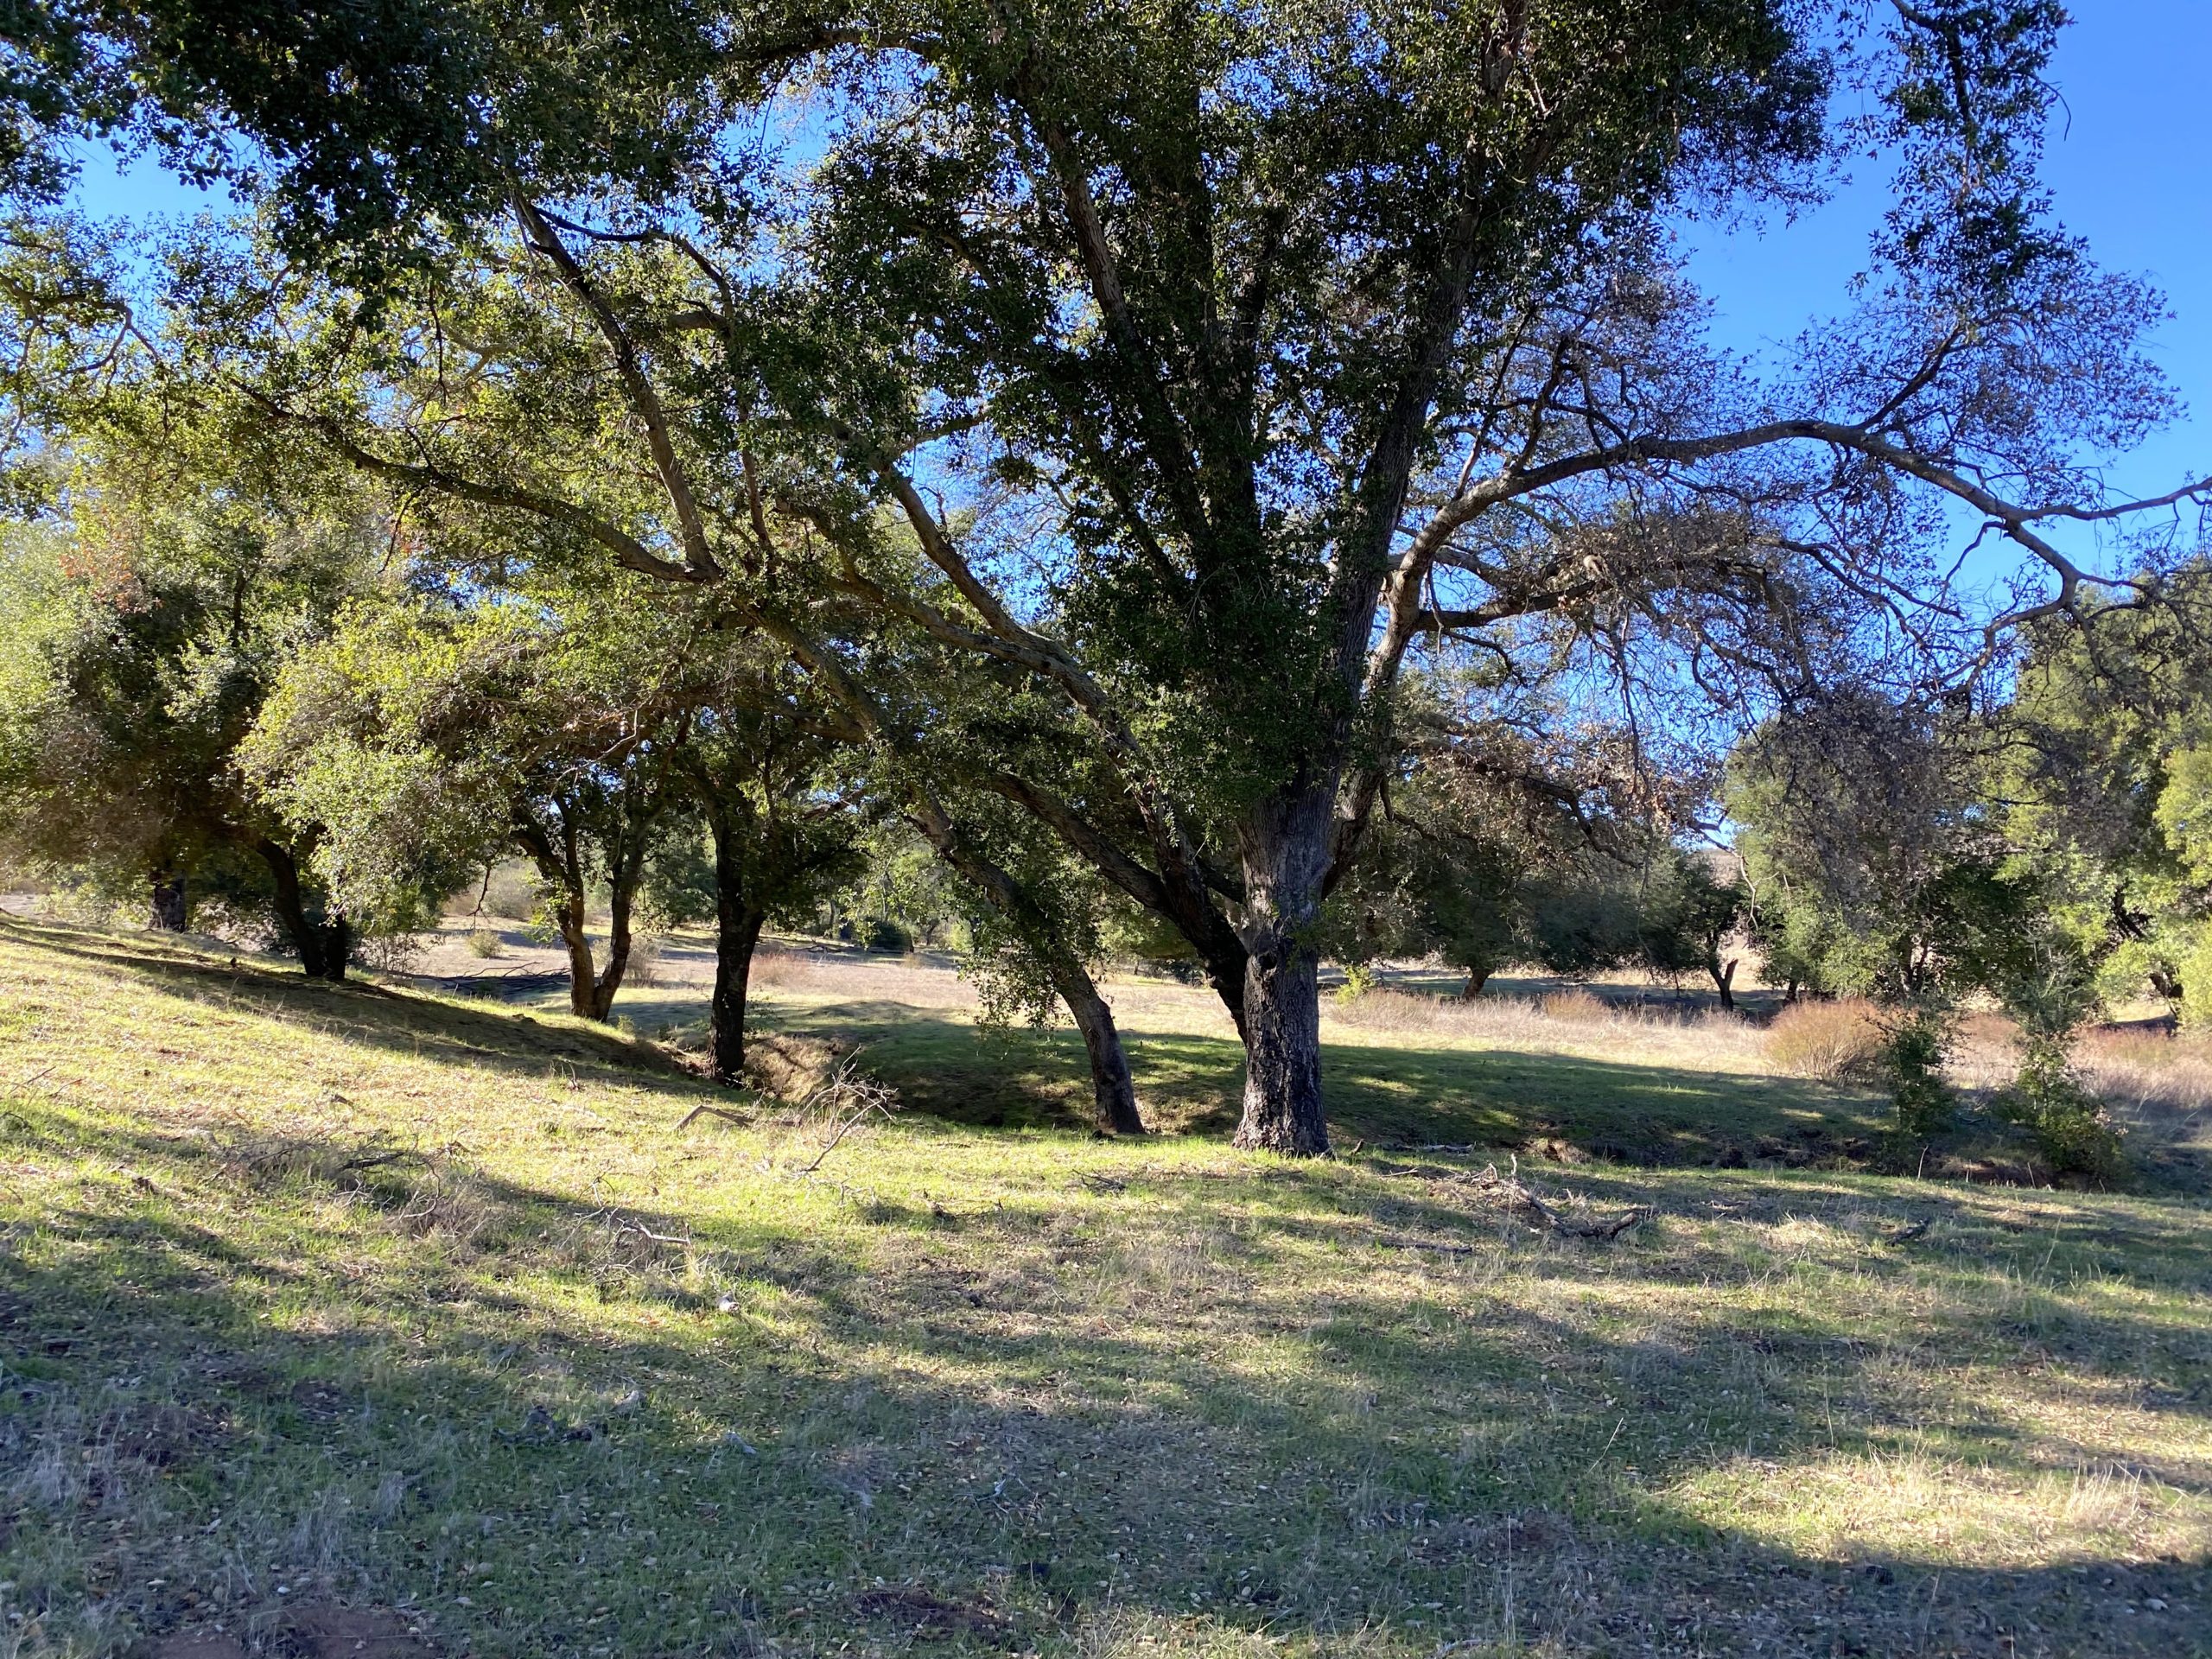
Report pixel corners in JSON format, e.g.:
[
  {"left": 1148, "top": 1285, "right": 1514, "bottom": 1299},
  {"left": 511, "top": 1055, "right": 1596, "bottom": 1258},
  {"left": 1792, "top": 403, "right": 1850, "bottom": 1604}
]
[
  {"left": 1464, "top": 1158, "right": 1649, "bottom": 1241},
  {"left": 798, "top": 1055, "right": 899, "bottom": 1175}
]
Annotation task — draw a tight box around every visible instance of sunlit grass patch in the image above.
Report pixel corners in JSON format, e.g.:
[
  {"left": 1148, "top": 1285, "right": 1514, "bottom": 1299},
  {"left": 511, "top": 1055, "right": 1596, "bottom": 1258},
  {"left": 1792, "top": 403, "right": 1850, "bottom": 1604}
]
[{"left": 2, "top": 917, "right": 2208, "bottom": 1658}]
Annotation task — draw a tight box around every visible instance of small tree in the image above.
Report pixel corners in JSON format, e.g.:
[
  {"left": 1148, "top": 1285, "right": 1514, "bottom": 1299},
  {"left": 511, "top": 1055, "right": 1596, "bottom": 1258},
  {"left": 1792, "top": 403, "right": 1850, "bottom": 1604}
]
[
  {"left": 246, "top": 598, "right": 687, "bottom": 1020},
  {"left": 671, "top": 663, "right": 865, "bottom": 1084},
  {"left": 1637, "top": 850, "right": 1750, "bottom": 1009}
]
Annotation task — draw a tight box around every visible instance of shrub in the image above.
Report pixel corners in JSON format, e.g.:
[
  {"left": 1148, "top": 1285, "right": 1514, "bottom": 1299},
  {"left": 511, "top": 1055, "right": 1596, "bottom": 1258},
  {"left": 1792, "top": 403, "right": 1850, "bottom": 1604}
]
[
  {"left": 1539, "top": 988, "right": 1611, "bottom": 1023},
  {"left": 465, "top": 926, "right": 504, "bottom": 959},
  {"left": 860, "top": 916, "right": 912, "bottom": 953},
  {"left": 1764, "top": 998, "right": 1885, "bottom": 1082},
  {"left": 1334, "top": 963, "right": 1380, "bottom": 1003},
  {"left": 1883, "top": 1007, "right": 1955, "bottom": 1137},
  {"left": 1997, "top": 1036, "right": 2126, "bottom": 1180}
]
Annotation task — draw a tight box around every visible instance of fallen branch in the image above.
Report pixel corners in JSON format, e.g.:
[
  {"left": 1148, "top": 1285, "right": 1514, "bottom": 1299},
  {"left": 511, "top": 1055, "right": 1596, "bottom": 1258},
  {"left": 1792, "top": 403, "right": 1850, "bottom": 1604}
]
[
  {"left": 675, "top": 1103, "right": 753, "bottom": 1131},
  {"left": 1466, "top": 1159, "right": 1649, "bottom": 1241},
  {"left": 1377, "top": 1234, "right": 1483, "bottom": 1257},
  {"left": 614, "top": 1222, "right": 691, "bottom": 1246},
  {"left": 337, "top": 1147, "right": 420, "bottom": 1173}
]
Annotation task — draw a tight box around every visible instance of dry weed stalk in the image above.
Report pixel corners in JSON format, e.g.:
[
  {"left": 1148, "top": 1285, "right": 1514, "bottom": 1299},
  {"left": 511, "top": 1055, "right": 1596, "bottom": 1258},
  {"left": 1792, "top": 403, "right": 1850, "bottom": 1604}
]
[{"left": 797, "top": 1054, "right": 900, "bottom": 1174}]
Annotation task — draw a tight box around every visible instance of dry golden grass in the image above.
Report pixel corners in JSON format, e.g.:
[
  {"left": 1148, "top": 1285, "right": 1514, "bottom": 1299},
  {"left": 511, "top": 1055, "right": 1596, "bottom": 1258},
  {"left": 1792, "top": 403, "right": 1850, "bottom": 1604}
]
[
  {"left": 1764, "top": 998, "right": 1888, "bottom": 1083},
  {"left": 1537, "top": 987, "right": 1611, "bottom": 1023},
  {"left": 1324, "top": 985, "right": 1770, "bottom": 1075}
]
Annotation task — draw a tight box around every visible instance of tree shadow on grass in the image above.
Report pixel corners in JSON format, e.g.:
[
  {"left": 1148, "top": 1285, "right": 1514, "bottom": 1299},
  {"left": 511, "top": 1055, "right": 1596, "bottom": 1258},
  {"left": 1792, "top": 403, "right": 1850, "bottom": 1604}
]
[
  {"left": 766, "top": 1000, "right": 1887, "bottom": 1163},
  {"left": 4, "top": 1118, "right": 2208, "bottom": 1659}
]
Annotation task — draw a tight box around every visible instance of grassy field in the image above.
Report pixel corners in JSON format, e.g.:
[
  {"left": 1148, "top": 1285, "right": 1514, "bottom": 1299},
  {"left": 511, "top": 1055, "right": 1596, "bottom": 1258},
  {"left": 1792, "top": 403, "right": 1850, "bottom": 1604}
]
[{"left": 2, "top": 918, "right": 2209, "bottom": 1658}]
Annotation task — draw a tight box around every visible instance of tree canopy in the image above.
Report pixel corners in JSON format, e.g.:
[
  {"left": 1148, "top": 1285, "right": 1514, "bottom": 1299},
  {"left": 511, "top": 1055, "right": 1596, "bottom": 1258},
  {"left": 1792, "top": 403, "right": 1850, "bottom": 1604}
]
[{"left": 3, "top": 0, "right": 2207, "bottom": 1152}]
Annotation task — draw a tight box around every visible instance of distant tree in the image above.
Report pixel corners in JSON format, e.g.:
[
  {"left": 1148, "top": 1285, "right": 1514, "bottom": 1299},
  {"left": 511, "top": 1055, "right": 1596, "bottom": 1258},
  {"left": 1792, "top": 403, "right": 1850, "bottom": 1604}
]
[
  {"left": 1993, "top": 569, "right": 2212, "bottom": 1015},
  {"left": 245, "top": 596, "right": 689, "bottom": 1020},
  {"left": 0, "top": 441, "right": 385, "bottom": 972},
  {"left": 1726, "top": 693, "right": 2025, "bottom": 1004},
  {"left": 1726, "top": 690, "right": 2091, "bottom": 1141},
  {"left": 1637, "top": 849, "right": 1750, "bottom": 1009}
]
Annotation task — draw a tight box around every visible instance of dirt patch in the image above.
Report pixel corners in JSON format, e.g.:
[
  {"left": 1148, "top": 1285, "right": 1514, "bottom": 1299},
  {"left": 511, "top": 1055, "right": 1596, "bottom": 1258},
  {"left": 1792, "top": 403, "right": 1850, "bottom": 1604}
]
[
  {"left": 150, "top": 1605, "right": 435, "bottom": 1659},
  {"left": 149, "top": 1634, "right": 249, "bottom": 1659},
  {"left": 105, "top": 1403, "right": 231, "bottom": 1467},
  {"left": 849, "top": 1586, "right": 1006, "bottom": 1637},
  {"left": 285, "top": 1378, "right": 353, "bottom": 1421}
]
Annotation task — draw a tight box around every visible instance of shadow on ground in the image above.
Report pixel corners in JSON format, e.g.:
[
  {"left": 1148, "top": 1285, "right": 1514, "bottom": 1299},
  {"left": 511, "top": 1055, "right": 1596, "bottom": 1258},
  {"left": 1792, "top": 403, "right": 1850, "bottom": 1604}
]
[{"left": 3, "top": 922, "right": 2206, "bottom": 1658}]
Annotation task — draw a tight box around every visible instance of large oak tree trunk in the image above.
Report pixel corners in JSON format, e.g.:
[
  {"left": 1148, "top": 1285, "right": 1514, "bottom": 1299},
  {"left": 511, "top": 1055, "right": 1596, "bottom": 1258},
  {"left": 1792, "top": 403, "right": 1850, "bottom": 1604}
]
[
  {"left": 148, "top": 868, "right": 188, "bottom": 931},
  {"left": 1231, "top": 783, "right": 1332, "bottom": 1155},
  {"left": 1458, "top": 967, "right": 1491, "bottom": 1001}
]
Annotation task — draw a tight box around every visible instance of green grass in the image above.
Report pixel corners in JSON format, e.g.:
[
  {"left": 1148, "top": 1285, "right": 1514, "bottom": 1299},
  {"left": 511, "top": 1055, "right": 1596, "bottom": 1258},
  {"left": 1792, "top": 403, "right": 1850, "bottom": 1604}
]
[{"left": 2, "top": 918, "right": 2209, "bottom": 1658}]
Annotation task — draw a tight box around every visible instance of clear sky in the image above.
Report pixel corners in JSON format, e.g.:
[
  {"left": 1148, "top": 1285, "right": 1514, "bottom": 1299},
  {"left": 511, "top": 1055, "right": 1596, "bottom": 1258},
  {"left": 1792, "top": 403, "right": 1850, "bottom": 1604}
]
[{"left": 71, "top": 1, "right": 2211, "bottom": 588}]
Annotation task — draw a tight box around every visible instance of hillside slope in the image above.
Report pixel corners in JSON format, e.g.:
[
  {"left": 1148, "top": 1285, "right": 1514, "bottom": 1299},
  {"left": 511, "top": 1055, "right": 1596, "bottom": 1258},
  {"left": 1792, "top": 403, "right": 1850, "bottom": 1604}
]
[{"left": 1, "top": 918, "right": 2208, "bottom": 1658}]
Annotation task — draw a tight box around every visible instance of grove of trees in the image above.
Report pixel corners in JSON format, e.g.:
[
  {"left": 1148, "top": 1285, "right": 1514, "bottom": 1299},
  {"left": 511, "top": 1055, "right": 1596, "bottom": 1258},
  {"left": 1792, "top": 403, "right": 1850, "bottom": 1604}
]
[{"left": 2, "top": 1, "right": 2207, "bottom": 1154}]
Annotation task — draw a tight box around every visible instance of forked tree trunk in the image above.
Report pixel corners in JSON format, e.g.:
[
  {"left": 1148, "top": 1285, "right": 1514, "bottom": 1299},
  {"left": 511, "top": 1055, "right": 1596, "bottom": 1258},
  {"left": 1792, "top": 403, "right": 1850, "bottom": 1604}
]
[
  {"left": 1230, "top": 783, "right": 1332, "bottom": 1156},
  {"left": 1711, "top": 957, "right": 1738, "bottom": 1012},
  {"left": 148, "top": 868, "right": 188, "bottom": 931},
  {"left": 588, "top": 851, "right": 642, "bottom": 1022},
  {"left": 255, "top": 838, "right": 351, "bottom": 981}
]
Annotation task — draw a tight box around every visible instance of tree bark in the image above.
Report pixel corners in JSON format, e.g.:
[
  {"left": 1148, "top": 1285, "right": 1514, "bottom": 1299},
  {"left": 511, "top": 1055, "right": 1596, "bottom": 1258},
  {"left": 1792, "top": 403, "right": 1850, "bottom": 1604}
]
[
  {"left": 708, "top": 807, "right": 765, "bottom": 1086},
  {"left": 148, "top": 868, "right": 188, "bottom": 931},
  {"left": 1230, "top": 783, "right": 1332, "bottom": 1155},
  {"left": 1711, "top": 957, "right": 1737, "bottom": 1012},
  {"left": 1053, "top": 963, "right": 1145, "bottom": 1135},
  {"left": 554, "top": 887, "right": 600, "bottom": 1020},
  {"left": 515, "top": 805, "right": 610, "bottom": 1022},
  {"left": 321, "top": 914, "right": 352, "bottom": 982},
  {"left": 1458, "top": 967, "right": 1491, "bottom": 1001},
  {"left": 257, "top": 838, "right": 325, "bottom": 975},
  {"left": 589, "top": 842, "right": 642, "bottom": 1022},
  {"left": 254, "top": 836, "right": 352, "bottom": 980}
]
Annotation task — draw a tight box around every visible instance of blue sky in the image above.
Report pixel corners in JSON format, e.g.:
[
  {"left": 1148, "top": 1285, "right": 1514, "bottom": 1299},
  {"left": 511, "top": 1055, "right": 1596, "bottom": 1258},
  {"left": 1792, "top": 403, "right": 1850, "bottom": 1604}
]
[
  {"left": 73, "top": 1, "right": 2209, "bottom": 591},
  {"left": 1672, "top": 0, "right": 2211, "bottom": 517}
]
